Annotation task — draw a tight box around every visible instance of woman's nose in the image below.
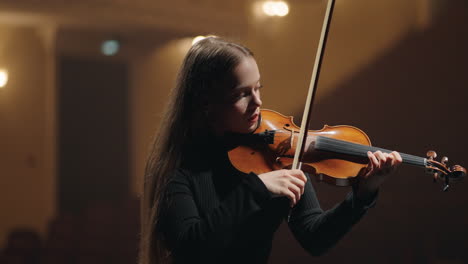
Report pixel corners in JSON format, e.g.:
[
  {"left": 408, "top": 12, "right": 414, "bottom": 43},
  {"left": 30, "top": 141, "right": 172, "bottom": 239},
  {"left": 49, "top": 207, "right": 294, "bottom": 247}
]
[{"left": 252, "top": 90, "right": 262, "bottom": 107}]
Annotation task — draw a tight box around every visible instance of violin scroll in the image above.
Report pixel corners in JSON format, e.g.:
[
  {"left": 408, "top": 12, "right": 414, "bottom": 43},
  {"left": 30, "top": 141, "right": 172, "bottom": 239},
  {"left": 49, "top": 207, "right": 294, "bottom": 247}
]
[{"left": 425, "top": 150, "right": 466, "bottom": 191}]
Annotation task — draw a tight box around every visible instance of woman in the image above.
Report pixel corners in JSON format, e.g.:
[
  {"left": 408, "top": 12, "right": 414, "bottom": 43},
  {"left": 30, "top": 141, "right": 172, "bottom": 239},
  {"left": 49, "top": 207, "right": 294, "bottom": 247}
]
[{"left": 139, "top": 37, "right": 402, "bottom": 264}]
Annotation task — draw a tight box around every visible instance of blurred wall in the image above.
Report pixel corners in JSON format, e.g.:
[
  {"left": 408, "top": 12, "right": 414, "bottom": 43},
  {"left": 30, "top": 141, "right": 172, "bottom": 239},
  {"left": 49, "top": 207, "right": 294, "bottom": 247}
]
[
  {"left": 130, "top": 37, "right": 190, "bottom": 195},
  {"left": 245, "top": 0, "right": 429, "bottom": 114},
  {"left": 0, "top": 25, "right": 56, "bottom": 247}
]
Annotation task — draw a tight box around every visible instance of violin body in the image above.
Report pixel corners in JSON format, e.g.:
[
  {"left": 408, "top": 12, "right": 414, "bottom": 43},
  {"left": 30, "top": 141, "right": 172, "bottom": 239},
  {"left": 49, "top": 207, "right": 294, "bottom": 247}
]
[
  {"left": 228, "top": 109, "right": 371, "bottom": 185},
  {"left": 228, "top": 109, "right": 465, "bottom": 188}
]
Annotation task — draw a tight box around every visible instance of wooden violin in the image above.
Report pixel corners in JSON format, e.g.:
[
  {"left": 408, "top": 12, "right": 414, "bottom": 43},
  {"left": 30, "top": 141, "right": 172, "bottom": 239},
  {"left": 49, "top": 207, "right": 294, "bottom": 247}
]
[{"left": 228, "top": 109, "right": 466, "bottom": 191}]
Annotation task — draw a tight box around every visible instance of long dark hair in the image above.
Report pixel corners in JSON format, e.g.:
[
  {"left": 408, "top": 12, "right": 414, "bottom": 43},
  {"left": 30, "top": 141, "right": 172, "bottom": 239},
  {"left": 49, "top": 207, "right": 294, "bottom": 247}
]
[{"left": 139, "top": 37, "right": 253, "bottom": 264}]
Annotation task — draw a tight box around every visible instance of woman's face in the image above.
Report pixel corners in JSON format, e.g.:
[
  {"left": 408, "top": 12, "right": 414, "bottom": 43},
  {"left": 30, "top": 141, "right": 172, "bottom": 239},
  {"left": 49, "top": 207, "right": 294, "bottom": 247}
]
[{"left": 212, "top": 56, "right": 262, "bottom": 134}]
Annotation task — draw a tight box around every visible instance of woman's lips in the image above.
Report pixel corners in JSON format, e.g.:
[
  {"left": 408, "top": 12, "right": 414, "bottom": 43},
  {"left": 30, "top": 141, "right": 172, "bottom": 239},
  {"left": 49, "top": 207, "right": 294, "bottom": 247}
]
[{"left": 248, "top": 113, "right": 259, "bottom": 123}]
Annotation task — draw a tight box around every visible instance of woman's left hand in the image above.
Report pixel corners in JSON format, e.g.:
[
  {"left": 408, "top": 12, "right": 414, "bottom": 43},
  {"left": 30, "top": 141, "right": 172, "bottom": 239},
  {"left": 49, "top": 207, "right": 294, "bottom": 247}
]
[{"left": 355, "top": 151, "right": 402, "bottom": 200}]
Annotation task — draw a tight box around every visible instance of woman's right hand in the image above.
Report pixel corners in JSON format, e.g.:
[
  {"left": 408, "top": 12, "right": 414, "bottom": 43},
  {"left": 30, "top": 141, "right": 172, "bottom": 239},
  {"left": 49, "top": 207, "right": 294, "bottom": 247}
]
[{"left": 257, "top": 169, "right": 308, "bottom": 207}]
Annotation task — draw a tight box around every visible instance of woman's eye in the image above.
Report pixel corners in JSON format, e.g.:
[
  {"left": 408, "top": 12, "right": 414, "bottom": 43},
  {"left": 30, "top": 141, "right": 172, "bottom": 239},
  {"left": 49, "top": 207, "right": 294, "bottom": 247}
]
[
  {"left": 233, "top": 92, "right": 247, "bottom": 99},
  {"left": 230, "top": 85, "right": 262, "bottom": 101},
  {"left": 228, "top": 93, "right": 243, "bottom": 102}
]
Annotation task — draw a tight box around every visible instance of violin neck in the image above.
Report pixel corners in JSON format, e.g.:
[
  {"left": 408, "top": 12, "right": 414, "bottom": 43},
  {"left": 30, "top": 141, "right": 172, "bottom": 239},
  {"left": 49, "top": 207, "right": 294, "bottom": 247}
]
[{"left": 314, "top": 136, "right": 427, "bottom": 167}]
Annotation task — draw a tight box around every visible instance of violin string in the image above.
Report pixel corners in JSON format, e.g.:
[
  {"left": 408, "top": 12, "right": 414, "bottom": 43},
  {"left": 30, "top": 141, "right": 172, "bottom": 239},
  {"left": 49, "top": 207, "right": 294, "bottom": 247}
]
[
  {"left": 318, "top": 137, "right": 424, "bottom": 166},
  {"left": 319, "top": 137, "right": 425, "bottom": 166},
  {"left": 315, "top": 136, "right": 426, "bottom": 167}
]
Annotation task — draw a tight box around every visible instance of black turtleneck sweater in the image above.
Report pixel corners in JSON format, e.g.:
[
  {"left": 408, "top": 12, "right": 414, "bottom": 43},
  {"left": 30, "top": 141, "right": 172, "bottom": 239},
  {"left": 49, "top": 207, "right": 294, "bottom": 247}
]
[{"left": 160, "top": 138, "right": 376, "bottom": 264}]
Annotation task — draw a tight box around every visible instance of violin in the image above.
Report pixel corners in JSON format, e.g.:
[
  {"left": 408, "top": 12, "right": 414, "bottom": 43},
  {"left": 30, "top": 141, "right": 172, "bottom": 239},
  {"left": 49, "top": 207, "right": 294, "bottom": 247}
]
[{"left": 228, "top": 109, "right": 466, "bottom": 191}]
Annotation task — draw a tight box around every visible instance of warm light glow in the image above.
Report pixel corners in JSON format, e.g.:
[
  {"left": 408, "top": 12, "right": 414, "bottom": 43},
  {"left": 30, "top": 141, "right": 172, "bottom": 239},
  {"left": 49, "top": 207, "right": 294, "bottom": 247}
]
[
  {"left": 192, "top": 35, "right": 218, "bottom": 45},
  {"left": 262, "top": 1, "right": 289, "bottom": 17},
  {"left": 0, "top": 69, "right": 8, "bottom": 88},
  {"left": 276, "top": 2, "right": 289, "bottom": 16},
  {"left": 262, "top": 2, "right": 276, "bottom": 16},
  {"left": 192, "top": 36, "right": 207, "bottom": 45}
]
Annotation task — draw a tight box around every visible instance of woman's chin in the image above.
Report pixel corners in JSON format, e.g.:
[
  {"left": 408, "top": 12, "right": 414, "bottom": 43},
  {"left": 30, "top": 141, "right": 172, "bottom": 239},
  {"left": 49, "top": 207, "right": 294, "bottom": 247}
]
[{"left": 245, "top": 122, "right": 258, "bottom": 133}]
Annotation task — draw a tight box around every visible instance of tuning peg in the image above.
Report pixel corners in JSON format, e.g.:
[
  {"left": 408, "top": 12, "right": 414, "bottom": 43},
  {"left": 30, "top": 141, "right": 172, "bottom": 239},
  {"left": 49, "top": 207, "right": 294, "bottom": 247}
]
[
  {"left": 441, "top": 156, "right": 448, "bottom": 165},
  {"left": 426, "top": 150, "right": 437, "bottom": 160},
  {"left": 449, "top": 165, "right": 466, "bottom": 181},
  {"left": 426, "top": 150, "right": 437, "bottom": 176}
]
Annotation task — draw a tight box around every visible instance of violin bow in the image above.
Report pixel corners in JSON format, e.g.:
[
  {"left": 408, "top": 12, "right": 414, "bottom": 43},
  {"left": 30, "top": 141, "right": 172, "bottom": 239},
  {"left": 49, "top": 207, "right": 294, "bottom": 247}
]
[{"left": 292, "top": 0, "right": 336, "bottom": 170}]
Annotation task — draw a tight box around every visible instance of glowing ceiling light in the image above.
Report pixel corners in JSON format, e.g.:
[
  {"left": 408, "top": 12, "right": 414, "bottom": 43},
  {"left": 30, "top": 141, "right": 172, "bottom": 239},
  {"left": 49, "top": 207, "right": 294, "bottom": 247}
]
[
  {"left": 0, "top": 69, "right": 8, "bottom": 88},
  {"left": 276, "top": 1, "right": 289, "bottom": 16},
  {"left": 262, "top": 1, "right": 289, "bottom": 17},
  {"left": 262, "top": 1, "right": 276, "bottom": 16}
]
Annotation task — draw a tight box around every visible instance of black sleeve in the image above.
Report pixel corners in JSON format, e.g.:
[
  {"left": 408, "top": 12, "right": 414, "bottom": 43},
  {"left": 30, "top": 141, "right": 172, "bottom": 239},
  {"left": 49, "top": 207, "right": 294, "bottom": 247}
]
[
  {"left": 287, "top": 173, "right": 377, "bottom": 256},
  {"left": 160, "top": 170, "right": 272, "bottom": 262}
]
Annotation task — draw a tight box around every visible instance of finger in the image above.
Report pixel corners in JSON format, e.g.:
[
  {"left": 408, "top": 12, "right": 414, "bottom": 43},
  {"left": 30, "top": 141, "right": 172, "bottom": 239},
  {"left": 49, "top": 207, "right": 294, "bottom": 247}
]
[
  {"left": 375, "top": 152, "right": 394, "bottom": 175},
  {"left": 374, "top": 151, "right": 387, "bottom": 168},
  {"left": 392, "top": 151, "right": 403, "bottom": 165},
  {"left": 289, "top": 175, "right": 306, "bottom": 195},
  {"left": 383, "top": 153, "right": 393, "bottom": 168},
  {"left": 385, "top": 151, "right": 402, "bottom": 174},
  {"left": 290, "top": 169, "right": 308, "bottom": 183},
  {"left": 358, "top": 166, "right": 367, "bottom": 177},
  {"left": 362, "top": 152, "right": 376, "bottom": 178},
  {"left": 368, "top": 151, "right": 379, "bottom": 170},
  {"left": 289, "top": 170, "right": 307, "bottom": 195},
  {"left": 288, "top": 183, "right": 302, "bottom": 205},
  {"left": 284, "top": 189, "right": 296, "bottom": 207},
  {"left": 359, "top": 160, "right": 371, "bottom": 176},
  {"left": 382, "top": 158, "right": 394, "bottom": 175}
]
